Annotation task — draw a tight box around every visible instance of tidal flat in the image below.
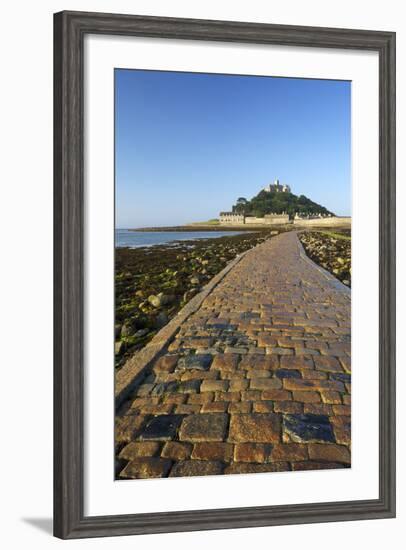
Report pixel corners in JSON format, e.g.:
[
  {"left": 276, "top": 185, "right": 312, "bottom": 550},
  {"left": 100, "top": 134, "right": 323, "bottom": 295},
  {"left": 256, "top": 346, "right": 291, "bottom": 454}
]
[{"left": 115, "top": 229, "right": 279, "bottom": 369}]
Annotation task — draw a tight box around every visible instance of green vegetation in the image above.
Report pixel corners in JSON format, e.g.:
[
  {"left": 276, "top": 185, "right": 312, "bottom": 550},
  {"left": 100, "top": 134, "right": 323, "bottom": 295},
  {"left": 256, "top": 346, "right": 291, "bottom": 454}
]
[
  {"left": 319, "top": 230, "right": 351, "bottom": 241},
  {"left": 232, "top": 190, "right": 334, "bottom": 219}
]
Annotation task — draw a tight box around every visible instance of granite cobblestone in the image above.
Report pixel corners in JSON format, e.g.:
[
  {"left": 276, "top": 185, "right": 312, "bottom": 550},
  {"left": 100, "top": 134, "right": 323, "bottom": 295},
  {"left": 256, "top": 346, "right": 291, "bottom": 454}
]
[{"left": 116, "top": 232, "right": 351, "bottom": 478}]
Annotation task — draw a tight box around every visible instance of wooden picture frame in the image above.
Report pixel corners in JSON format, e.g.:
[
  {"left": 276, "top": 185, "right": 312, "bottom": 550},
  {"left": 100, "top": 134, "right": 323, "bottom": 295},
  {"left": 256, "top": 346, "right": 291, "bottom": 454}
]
[{"left": 54, "top": 10, "right": 396, "bottom": 539}]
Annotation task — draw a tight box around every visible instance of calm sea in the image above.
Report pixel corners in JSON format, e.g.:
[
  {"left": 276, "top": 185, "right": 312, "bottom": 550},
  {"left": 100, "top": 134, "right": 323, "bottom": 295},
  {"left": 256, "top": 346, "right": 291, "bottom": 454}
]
[{"left": 115, "top": 229, "right": 247, "bottom": 248}]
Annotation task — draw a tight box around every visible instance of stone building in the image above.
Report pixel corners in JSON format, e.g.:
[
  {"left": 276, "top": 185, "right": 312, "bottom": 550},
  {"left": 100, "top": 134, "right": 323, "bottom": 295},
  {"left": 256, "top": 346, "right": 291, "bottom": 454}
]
[
  {"left": 294, "top": 212, "right": 332, "bottom": 220},
  {"left": 245, "top": 214, "right": 290, "bottom": 225},
  {"left": 220, "top": 212, "right": 290, "bottom": 225},
  {"left": 263, "top": 179, "right": 291, "bottom": 194},
  {"left": 219, "top": 212, "right": 245, "bottom": 224}
]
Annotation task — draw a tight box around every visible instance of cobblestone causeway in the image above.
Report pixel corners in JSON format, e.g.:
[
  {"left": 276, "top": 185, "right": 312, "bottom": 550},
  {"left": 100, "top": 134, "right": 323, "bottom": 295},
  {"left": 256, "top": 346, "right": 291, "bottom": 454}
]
[{"left": 116, "top": 231, "right": 351, "bottom": 479}]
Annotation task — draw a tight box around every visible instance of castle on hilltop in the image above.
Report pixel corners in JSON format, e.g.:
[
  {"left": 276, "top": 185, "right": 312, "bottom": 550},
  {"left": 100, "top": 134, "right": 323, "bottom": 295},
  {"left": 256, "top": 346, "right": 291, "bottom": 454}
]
[
  {"left": 219, "top": 179, "right": 292, "bottom": 226},
  {"left": 263, "top": 179, "right": 291, "bottom": 194},
  {"left": 218, "top": 179, "right": 339, "bottom": 226}
]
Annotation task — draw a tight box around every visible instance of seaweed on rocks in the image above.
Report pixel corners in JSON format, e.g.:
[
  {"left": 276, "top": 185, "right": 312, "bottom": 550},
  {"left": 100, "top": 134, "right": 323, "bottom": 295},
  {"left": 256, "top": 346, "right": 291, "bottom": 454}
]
[{"left": 299, "top": 230, "right": 351, "bottom": 288}]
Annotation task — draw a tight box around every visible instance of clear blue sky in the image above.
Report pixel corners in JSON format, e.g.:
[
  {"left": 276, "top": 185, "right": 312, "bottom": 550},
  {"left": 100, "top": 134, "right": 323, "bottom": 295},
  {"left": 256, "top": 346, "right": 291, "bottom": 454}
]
[{"left": 115, "top": 69, "right": 351, "bottom": 228}]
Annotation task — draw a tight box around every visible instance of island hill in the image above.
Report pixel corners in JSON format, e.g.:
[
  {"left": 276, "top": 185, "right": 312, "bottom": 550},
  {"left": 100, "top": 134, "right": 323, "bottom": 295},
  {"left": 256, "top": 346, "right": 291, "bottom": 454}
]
[{"left": 219, "top": 179, "right": 335, "bottom": 226}]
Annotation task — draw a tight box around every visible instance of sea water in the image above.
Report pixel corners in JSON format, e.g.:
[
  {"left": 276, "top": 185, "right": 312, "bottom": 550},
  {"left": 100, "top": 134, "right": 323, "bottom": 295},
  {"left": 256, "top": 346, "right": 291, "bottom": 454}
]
[{"left": 115, "top": 229, "right": 248, "bottom": 248}]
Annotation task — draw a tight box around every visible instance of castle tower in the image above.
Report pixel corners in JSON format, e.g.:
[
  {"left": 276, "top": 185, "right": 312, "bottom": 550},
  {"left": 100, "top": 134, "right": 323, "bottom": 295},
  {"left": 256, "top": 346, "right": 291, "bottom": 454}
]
[{"left": 263, "top": 179, "right": 292, "bottom": 193}]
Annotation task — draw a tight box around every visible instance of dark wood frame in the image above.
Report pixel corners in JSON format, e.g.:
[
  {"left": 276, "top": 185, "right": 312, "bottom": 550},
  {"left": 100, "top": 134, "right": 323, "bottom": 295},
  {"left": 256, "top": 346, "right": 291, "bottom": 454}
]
[{"left": 54, "top": 10, "right": 396, "bottom": 539}]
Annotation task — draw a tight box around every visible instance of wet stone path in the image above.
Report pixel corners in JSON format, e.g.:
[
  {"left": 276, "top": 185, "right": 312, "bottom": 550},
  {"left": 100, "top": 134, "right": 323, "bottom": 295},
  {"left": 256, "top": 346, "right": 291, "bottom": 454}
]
[{"left": 116, "top": 231, "right": 351, "bottom": 479}]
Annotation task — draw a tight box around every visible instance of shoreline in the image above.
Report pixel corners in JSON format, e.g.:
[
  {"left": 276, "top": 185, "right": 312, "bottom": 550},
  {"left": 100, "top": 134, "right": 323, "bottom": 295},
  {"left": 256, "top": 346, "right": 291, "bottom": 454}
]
[
  {"left": 126, "top": 219, "right": 351, "bottom": 233},
  {"left": 116, "top": 229, "right": 254, "bottom": 249}
]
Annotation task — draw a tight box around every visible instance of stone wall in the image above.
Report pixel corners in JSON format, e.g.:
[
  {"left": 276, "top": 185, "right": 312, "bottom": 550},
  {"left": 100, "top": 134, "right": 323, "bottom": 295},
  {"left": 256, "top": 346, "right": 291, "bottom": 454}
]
[
  {"left": 245, "top": 215, "right": 290, "bottom": 225},
  {"left": 293, "top": 217, "right": 351, "bottom": 227},
  {"left": 219, "top": 214, "right": 245, "bottom": 224}
]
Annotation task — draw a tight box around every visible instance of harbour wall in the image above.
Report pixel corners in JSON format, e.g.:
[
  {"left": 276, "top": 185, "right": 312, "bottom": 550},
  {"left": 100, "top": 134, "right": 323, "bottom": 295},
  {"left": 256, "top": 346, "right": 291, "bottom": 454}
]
[
  {"left": 244, "top": 215, "right": 290, "bottom": 225},
  {"left": 293, "top": 217, "right": 351, "bottom": 227}
]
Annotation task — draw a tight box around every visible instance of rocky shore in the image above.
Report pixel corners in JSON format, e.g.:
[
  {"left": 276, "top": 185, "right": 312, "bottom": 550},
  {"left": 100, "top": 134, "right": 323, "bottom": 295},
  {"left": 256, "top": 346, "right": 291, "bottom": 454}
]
[
  {"left": 115, "top": 230, "right": 280, "bottom": 369},
  {"left": 298, "top": 230, "right": 351, "bottom": 287}
]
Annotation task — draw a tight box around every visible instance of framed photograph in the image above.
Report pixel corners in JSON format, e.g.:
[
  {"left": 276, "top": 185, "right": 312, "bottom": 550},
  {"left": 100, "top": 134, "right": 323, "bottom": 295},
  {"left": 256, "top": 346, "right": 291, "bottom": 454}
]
[{"left": 54, "top": 11, "right": 396, "bottom": 539}]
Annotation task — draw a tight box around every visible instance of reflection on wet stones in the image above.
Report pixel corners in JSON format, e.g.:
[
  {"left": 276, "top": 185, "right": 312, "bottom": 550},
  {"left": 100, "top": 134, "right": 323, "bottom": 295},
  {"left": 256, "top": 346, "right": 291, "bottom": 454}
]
[
  {"left": 139, "top": 414, "right": 185, "bottom": 441},
  {"left": 283, "top": 414, "right": 336, "bottom": 443},
  {"left": 275, "top": 369, "right": 301, "bottom": 379},
  {"left": 175, "top": 354, "right": 213, "bottom": 371},
  {"left": 330, "top": 372, "right": 351, "bottom": 383},
  {"left": 151, "top": 381, "right": 179, "bottom": 396}
]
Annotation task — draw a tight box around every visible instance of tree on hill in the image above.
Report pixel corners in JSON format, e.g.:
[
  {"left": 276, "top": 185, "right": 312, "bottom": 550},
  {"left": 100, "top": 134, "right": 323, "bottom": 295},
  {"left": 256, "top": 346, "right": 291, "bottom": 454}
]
[{"left": 232, "top": 190, "right": 334, "bottom": 219}]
